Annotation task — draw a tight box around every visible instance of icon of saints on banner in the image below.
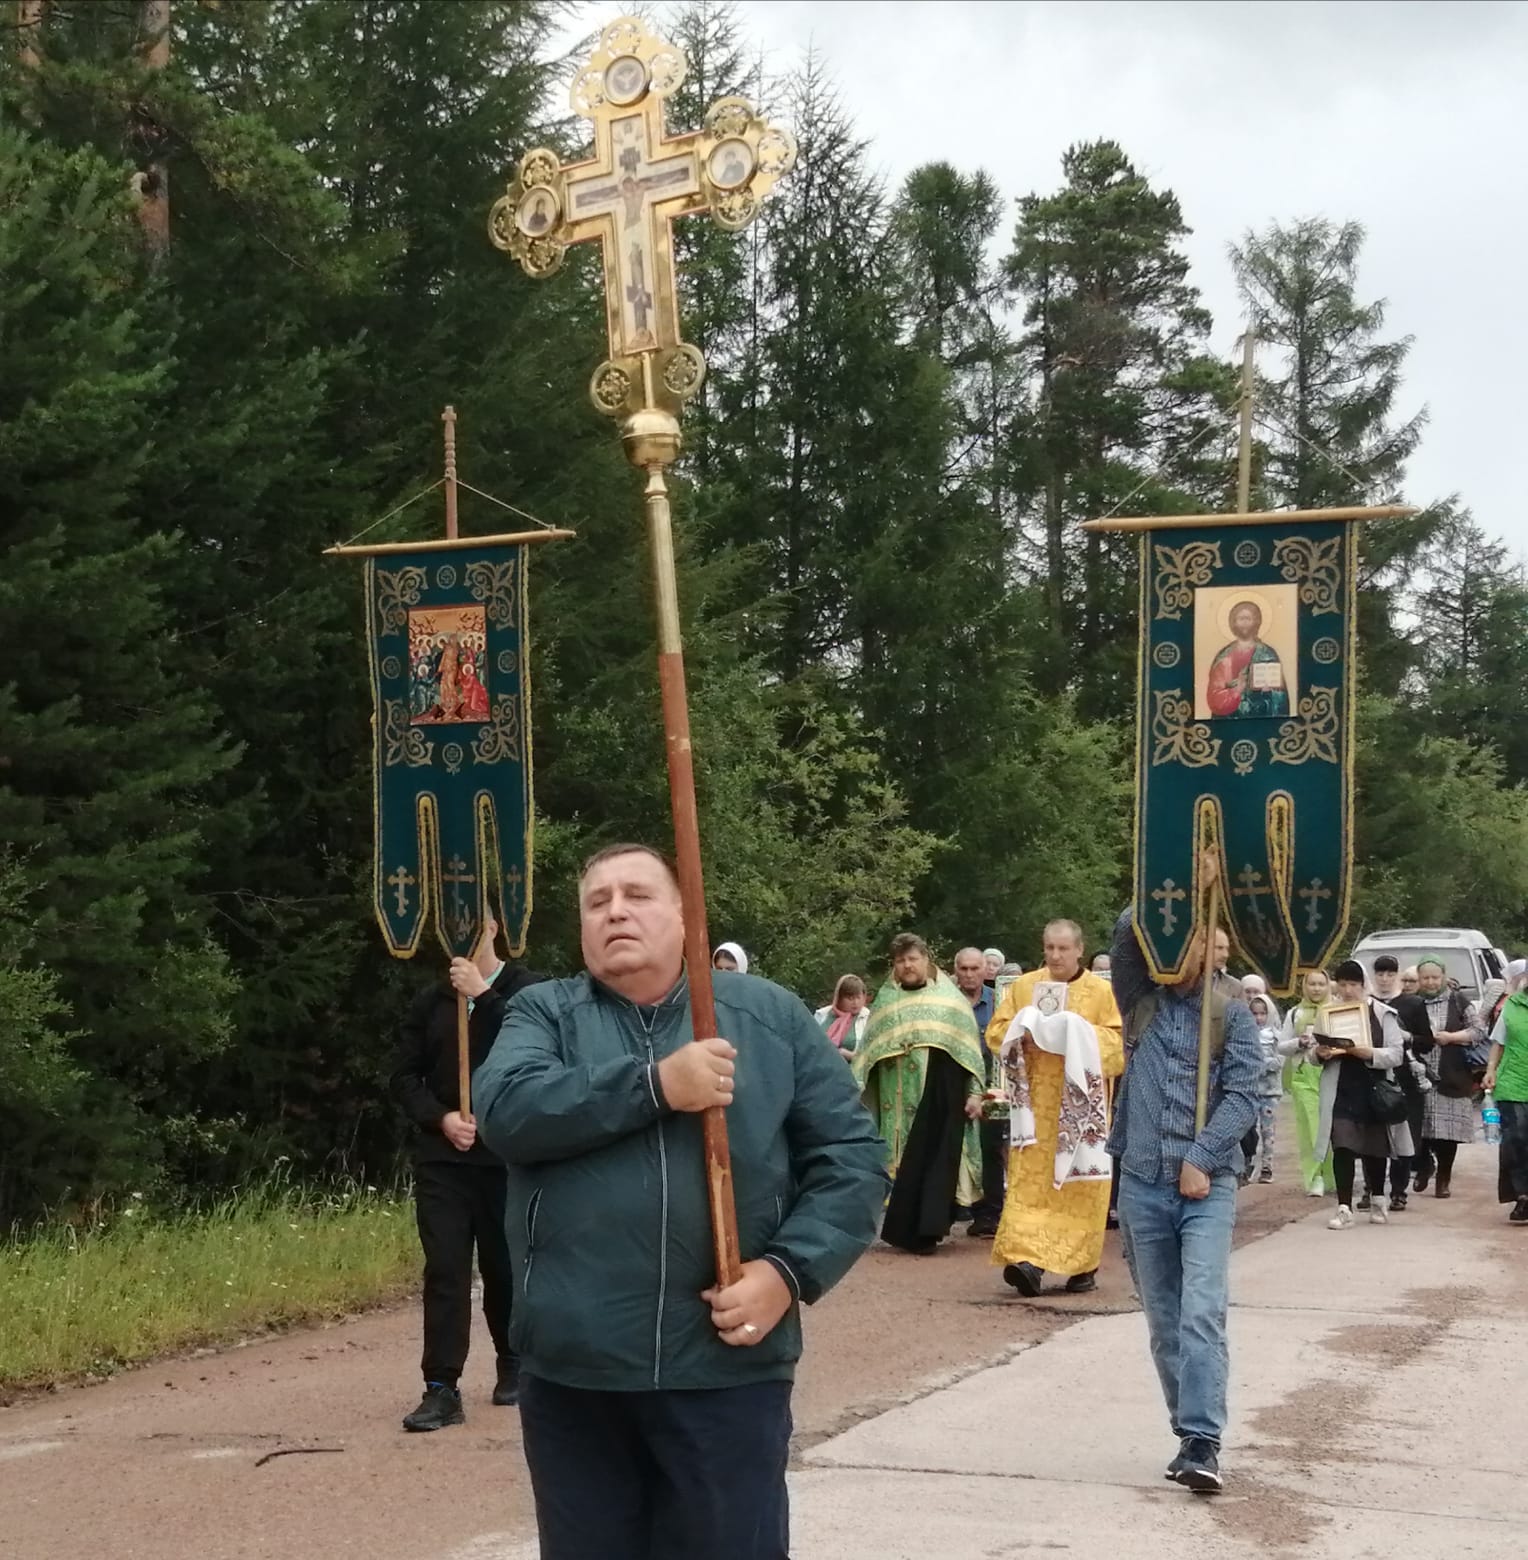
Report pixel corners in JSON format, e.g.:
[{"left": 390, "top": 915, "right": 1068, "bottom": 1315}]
[{"left": 367, "top": 547, "right": 533, "bottom": 961}]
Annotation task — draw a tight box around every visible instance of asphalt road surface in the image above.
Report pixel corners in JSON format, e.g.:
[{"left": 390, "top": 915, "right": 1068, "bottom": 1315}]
[{"left": 0, "top": 1174, "right": 1317, "bottom": 1560}]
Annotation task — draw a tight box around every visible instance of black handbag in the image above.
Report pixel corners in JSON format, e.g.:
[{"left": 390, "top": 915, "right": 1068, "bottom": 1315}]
[
  {"left": 1437, "top": 1044, "right": 1483, "bottom": 1100},
  {"left": 1369, "top": 1072, "right": 1409, "bottom": 1126}
]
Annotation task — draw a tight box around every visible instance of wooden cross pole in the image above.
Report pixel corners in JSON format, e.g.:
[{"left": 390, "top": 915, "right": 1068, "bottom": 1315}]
[{"left": 487, "top": 16, "right": 796, "bottom": 1289}]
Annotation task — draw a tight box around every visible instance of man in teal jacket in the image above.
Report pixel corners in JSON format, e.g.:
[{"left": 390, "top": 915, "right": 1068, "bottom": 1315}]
[{"left": 475, "top": 843, "right": 886, "bottom": 1560}]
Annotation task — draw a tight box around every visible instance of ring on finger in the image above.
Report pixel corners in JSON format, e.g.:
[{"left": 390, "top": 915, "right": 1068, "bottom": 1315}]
[{"left": 742, "top": 1324, "right": 759, "bottom": 1337}]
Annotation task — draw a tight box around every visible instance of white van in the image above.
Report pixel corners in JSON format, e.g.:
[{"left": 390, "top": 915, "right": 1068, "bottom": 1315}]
[{"left": 1351, "top": 927, "right": 1505, "bottom": 1002}]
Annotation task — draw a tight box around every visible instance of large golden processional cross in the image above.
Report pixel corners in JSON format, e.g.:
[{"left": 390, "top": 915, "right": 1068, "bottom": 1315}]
[{"left": 488, "top": 16, "right": 797, "bottom": 1288}]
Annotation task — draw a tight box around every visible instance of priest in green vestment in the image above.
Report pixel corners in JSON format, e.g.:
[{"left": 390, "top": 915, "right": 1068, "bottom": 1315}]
[{"left": 852, "top": 934, "right": 985, "bottom": 1253}]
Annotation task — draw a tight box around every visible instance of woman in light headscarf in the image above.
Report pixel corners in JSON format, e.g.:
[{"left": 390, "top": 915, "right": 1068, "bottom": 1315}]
[
  {"left": 1278, "top": 969, "right": 1336, "bottom": 1196},
  {"left": 814, "top": 974, "right": 869, "bottom": 1055},
  {"left": 712, "top": 941, "right": 749, "bottom": 974},
  {"left": 1413, "top": 955, "right": 1485, "bottom": 1198}
]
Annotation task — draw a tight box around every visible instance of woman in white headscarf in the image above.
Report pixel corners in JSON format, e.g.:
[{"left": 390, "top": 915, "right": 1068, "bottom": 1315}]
[{"left": 712, "top": 941, "right": 749, "bottom": 974}]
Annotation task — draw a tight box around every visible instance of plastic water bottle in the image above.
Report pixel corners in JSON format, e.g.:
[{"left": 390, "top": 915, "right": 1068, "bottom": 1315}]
[{"left": 1483, "top": 1091, "right": 1502, "bottom": 1145}]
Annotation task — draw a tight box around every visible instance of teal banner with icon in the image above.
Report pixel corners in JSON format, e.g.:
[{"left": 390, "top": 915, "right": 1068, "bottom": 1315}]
[
  {"left": 364, "top": 545, "right": 532, "bottom": 959},
  {"left": 1133, "top": 521, "right": 1356, "bottom": 998}
]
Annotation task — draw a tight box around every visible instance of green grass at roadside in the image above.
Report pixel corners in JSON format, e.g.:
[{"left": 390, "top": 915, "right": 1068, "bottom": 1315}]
[{"left": 0, "top": 1180, "right": 420, "bottom": 1391}]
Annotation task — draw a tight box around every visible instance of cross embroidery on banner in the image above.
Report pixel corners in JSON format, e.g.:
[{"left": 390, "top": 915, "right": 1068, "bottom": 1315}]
[
  {"left": 1151, "top": 879, "right": 1187, "bottom": 936},
  {"left": 504, "top": 865, "right": 525, "bottom": 914},
  {"left": 387, "top": 865, "right": 416, "bottom": 917},
  {"left": 442, "top": 854, "right": 476, "bottom": 904},
  {"left": 1298, "top": 877, "right": 1333, "bottom": 935},
  {"left": 1232, "top": 864, "right": 1274, "bottom": 935}
]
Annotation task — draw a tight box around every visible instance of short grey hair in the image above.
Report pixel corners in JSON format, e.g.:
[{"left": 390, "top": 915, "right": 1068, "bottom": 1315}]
[{"left": 1043, "top": 918, "right": 1085, "bottom": 948}]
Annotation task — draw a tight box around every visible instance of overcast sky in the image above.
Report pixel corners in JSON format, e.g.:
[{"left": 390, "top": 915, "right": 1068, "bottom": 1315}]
[{"left": 564, "top": 2, "right": 1527, "bottom": 559}]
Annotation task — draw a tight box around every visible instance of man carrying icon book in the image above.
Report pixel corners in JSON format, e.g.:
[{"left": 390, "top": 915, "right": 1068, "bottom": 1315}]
[{"left": 986, "top": 919, "right": 1123, "bottom": 1297}]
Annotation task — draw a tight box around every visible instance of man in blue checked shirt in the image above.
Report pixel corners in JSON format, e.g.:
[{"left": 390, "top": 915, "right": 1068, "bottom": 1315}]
[{"left": 1107, "top": 853, "right": 1260, "bottom": 1498}]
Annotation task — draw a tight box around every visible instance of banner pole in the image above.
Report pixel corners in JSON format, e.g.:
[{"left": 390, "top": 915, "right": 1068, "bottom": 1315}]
[
  {"left": 1195, "top": 877, "right": 1219, "bottom": 1134},
  {"left": 1236, "top": 328, "right": 1255, "bottom": 514},
  {"left": 441, "top": 405, "right": 474, "bottom": 1123}
]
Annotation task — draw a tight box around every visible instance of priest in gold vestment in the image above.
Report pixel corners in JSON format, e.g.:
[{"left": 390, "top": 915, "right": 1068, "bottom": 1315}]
[{"left": 987, "top": 919, "right": 1124, "bottom": 1296}]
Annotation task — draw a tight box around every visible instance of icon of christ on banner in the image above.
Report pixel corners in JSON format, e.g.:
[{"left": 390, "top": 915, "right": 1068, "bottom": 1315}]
[
  {"left": 1194, "top": 586, "right": 1296, "bottom": 720},
  {"left": 409, "top": 604, "right": 490, "bottom": 724}
]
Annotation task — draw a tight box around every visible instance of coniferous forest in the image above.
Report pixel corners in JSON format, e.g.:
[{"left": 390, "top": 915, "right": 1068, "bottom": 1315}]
[{"left": 2, "top": 1, "right": 1525, "bottom": 1227}]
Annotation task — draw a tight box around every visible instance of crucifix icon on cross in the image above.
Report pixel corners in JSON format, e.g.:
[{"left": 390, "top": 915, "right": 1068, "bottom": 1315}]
[{"left": 488, "top": 14, "right": 796, "bottom": 421}]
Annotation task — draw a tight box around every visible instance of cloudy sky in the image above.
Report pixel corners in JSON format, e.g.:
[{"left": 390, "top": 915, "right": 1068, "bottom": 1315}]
[{"left": 565, "top": 2, "right": 1527, "bottom": 558}]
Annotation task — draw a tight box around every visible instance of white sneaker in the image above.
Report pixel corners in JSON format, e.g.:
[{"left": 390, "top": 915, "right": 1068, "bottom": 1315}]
[
  {"left": 1307, "top": 1176, "right": 1325, "bottom": 1197},
  {"left": 1327, "top": 1205, "right": 1354, "bottom": 1230},
  {"left": 1369, "top": 1204, "right": 1388, "bottom": 1225}
]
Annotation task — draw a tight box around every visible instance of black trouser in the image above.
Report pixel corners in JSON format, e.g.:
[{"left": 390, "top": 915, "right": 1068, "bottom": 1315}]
[
  {"left": 971, "top": 1117, "right": 1008, "bottom": 1225},
  {"left": 1332, "top": 1148, "right": 1388, "bottom": 1208},
  {"left": 1391, "top": 1076, "right": 1427, "bottom": 1193},
  {"left": 413, "top": 1158, "right": 513, "bottom": 1386},
  {"left": 519, "top": 1375, "right": 792, "bottom": 1560}
]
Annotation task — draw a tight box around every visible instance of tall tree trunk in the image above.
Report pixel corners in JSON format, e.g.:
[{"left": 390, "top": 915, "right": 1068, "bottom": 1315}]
[
  {"left": 134, "top": 0, "right": 171, "bottom": 264},
  {"left": 16, "top": 0, "right": 45, "bottom": 70},
  {"left": 16, "top": 0, "right": 46, "bottom": 124}
]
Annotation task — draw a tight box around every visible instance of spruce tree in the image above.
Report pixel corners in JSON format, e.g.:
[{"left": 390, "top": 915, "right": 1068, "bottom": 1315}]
[
  {"left": 0, "top": 128, "right": 238, "bottom": 1222},
  {"left": 1006, "top": 140, "right": 1231, "bottom": 717}
]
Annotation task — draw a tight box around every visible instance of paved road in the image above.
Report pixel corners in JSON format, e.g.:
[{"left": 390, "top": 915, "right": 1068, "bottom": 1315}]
[
  {"left": 791, "top": 1140, "right": 1526, "bottom": 1560},
  {"left": 0, "top": 1129, "right": 1430, "bottom": 1559}
]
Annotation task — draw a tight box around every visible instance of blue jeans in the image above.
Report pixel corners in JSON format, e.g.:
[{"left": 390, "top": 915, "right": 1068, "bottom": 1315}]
[
  {"left": 1117, "top": 1169, "right": 1236, "bottom": 1448},
  {"left": 518, "top": 1374, "right": 792, "bottom": 1559}
]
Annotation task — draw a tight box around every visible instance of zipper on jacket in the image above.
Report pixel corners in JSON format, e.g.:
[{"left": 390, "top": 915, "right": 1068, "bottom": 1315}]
[
  {"left": 632, "top": 999, "right": 673, "bottom": 1390},
  {"left": 523, "top": 1188, "right": 542, "bottom": 1293}
]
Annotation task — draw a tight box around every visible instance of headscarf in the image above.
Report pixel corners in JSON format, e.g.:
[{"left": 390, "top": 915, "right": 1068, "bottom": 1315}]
[
  {"left": 1506, "top": 958, "right": 1527, "bottom": 992},
  {"left": 1482, "top": 978, "right": 1508, "bottom": 1026},
  {"left": 1241, "top": 973, "right": 1280, "bottom": 1027},
  {"left": 983, "top": 947, "right": 1004, "bottom": 965},
  {"left": 713, "top": 941, "right": 749, "bottom": 974},
  {"left": 825, "top": 975, "right": 862, "bottom": 1048}
]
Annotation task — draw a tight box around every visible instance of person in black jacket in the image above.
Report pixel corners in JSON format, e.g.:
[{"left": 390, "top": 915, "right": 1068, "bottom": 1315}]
[{"left": 388, "top": 917, "right": 545, "bottom": 1432}]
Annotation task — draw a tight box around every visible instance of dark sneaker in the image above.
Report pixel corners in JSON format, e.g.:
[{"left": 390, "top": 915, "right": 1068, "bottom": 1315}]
[
  {"left": 492, "top": 1360, "right": 521, "bottom": 1407},
  {"left": 1389, "top": 1192, "right": 1408, "bottom": 1212},
  {"left": 966, "top": 1218, "right": 999, "bottom": 1239},
  {"left": 1002, "top": 1262, "right": 1043, "bottom": 1297},
  {"left": 1258, "top": 1165, "right": 1274, "bottom": 1184},
  {"left": 1354, "top": 1192, "right": 1372, "bottom": 1212},
  {"left": 1105, "top": 1207, "right": 1120, "bottom": 1230},
  {"left": 1063, "top": 1270, "right": 1097, "bottom": 1294},
  {"left": 402, "top": 1383, "right": 464, "bottom": 1432},
  {"left": 1176, "top": 1438, "right": 1222, "bottom": 1494},
  {"left": 1413, "top": 1168, "right": 1431, "bottom": 1193},
  {"left": 1165, "top": 1440, "right": 1191, "bottom": 1481},
  {"left": 1510, "top": 1198, "right": 1528, "bottom": 1225},
  {"left": 1435, "top": 1175, "right": 1452, "bottom": 1199}
]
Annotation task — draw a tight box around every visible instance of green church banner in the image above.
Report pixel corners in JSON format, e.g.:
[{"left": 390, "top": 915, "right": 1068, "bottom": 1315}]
[
  {"left": 363, "top": 544, "right": 532, "bottom": 960},
  {"left": 1133, "top": 519, "right": 1357, "bottom": 998}
]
